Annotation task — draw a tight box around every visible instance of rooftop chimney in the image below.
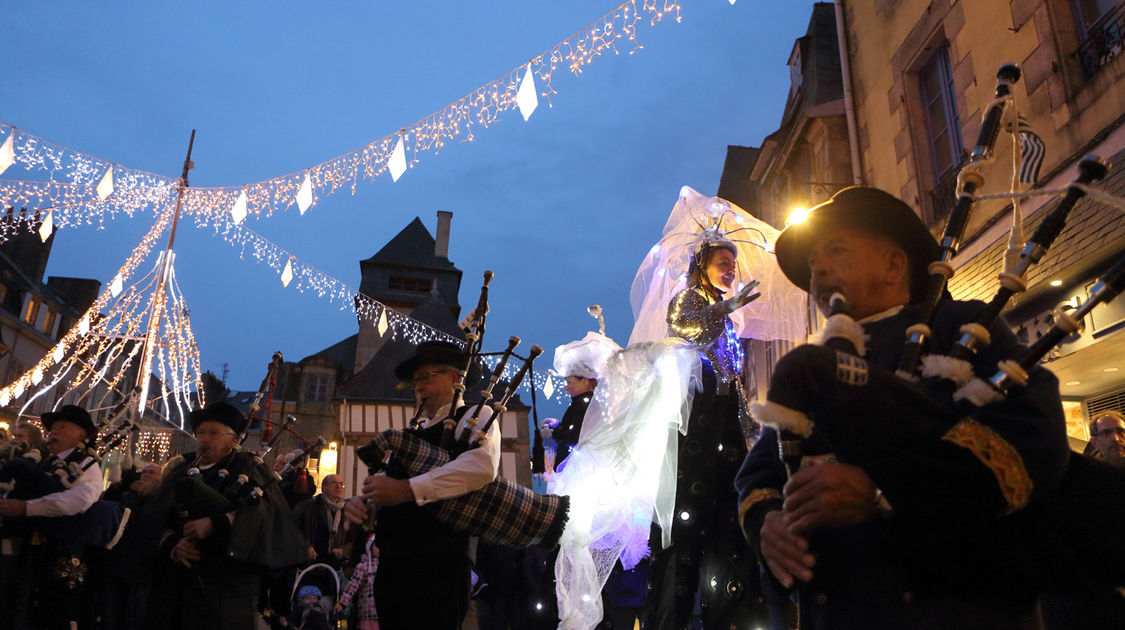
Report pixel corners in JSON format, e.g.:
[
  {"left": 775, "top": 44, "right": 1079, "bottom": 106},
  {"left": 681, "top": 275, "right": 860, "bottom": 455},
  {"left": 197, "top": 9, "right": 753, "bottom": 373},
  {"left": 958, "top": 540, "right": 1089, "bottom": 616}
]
[{"left": 435, "top": 211, "right": 452, "bottom": 258}]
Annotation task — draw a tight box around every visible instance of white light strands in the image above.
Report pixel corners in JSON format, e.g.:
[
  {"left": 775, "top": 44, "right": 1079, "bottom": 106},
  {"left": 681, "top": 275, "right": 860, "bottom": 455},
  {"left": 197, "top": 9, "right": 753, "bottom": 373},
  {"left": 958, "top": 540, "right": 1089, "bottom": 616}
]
[
  {"left": 231, "top": 189, "right": 248, "bottom": 225},
  {"left": 78, "top": 315, "right": 90, "bottom": 335},
  {"left": 0, "top": 133, "right": 14, "bottom": 176},
  {"left": 38, "top": 209, "right": 53, "bottom": 243},
  {"left": 52, "top": 346, "right": 64, "bottom": 363},
  {"left": 0, "top": 2, "right": 682, "bottom": 242},
  {"left": 31, "top": 368, "right": 42, "bottom": 385},
  {"left": 296, "top": 173, "right": 313, "bottom": 215},
  {"left": 110, "top": 274, "right": 123, "bottom": 297},
  {"left": 388, "top": 135, "right": 407, "bottom": 182},
  {"left": 96, "top": 167, "right": 114, "bottom": 200},
  {"left": 517, "top": 64, "right": 539, "bottom": 121}
]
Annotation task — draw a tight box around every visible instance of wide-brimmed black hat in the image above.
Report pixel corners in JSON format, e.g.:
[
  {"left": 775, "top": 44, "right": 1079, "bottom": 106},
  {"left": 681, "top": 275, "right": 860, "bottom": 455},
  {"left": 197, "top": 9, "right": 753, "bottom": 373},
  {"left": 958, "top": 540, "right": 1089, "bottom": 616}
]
[
  {"left": 188, "top": 401, "right": 249, "bottom": 435},
  {"left": 774, "top": 186, "right": 941, "bottom": 300},
  {"left": 41, "top": 404, "right": 97, "bottom": 438},
  {"left": 394, "top": 340, "right": 480, "bottom": 386}
]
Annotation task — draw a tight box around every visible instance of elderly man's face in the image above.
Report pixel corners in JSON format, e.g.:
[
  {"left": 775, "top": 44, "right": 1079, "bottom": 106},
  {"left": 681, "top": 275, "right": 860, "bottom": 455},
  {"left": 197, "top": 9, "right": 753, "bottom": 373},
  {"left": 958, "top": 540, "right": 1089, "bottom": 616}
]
[
  {"left": 45, "top": 420, "right": 88, "bottom": 455},
  {"left": 807, "top": 228, "right": 909, "bottom": 319},
  {"left": 133, "top": 463, "right": 163, "bottom": 496},
  {"left": 322, "top": 474, "right": 345, "bottom": 501},
  {"left": 194, "top": 420, "right": 238, "bottom": 466},
  {"left": 412, "top": 363, "right": 458, "bottom": 410},
  {"left": 1092, "top": 415, "right": 1125, "bottom": 460}
]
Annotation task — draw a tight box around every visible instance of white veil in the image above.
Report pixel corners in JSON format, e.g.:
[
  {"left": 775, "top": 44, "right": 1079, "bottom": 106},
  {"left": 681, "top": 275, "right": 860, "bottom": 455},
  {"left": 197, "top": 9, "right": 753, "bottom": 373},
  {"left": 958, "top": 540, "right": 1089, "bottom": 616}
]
[{"left": 629, "top": 185, "right": 807, "bottom": 345}]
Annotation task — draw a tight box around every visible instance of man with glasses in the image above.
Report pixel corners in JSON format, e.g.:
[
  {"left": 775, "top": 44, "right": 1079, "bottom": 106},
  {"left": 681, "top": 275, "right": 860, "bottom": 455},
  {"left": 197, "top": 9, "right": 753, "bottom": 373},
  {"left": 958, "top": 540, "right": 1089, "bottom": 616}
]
[
  {"left": 345, "top": 340, "right": 499, "bottom": 630},
  {"left": 146, "top": 402, "right": 306, "bottom": 630},
  {"left": 293, "top": 474, "right": 350, "bottom": 569},
  {"left": 1089, "top": 410, "right": 1125, "bottom": 462}
]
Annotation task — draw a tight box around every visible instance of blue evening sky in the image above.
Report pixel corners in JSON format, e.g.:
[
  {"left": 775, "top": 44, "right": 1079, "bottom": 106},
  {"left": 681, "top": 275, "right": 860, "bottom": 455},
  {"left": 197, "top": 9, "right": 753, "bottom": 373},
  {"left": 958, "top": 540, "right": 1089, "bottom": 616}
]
[{"left": 4, "top": 1, "right": 814, "bottom": 416}]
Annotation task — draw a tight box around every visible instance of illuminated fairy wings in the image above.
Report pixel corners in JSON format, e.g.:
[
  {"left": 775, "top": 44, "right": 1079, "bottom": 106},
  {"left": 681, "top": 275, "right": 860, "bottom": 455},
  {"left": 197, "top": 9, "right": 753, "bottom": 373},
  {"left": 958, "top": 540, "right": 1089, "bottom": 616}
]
[{"left": 628, "top": 186, "right": 807, "bottom": 345}]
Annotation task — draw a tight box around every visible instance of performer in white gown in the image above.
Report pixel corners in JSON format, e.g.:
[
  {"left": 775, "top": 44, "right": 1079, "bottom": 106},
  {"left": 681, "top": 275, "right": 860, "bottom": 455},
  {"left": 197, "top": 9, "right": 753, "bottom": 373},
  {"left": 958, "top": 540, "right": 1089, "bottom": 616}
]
[{"left": 551, "top": 186, "right": 805, "bottom": 629}]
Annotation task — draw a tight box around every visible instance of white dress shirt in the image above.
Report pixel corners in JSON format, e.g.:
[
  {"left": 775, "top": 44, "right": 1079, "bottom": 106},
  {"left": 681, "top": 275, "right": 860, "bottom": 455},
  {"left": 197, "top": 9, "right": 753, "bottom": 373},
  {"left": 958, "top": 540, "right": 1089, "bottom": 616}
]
[
  {"left": 408, "top": 402, "right": 500, "bottom": 506},
  {"left": 25, "top": 447, "right": 103, "bottom": 518}
]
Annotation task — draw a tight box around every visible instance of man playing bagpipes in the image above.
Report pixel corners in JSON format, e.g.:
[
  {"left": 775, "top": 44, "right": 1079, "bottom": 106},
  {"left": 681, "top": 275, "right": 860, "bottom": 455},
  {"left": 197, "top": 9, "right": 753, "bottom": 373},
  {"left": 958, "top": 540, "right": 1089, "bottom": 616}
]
[
  {"left": 735, "top": 187, "right": 1071, "bottom": 629},
  {"left": 344, "top": 340, "right": 500, "bottom": 630},
  {"left": 143, "top": 402, "right": 308, "bottom": 630},
  {"left": 0, "top": 404, "right": 129, "bottom": 629}
]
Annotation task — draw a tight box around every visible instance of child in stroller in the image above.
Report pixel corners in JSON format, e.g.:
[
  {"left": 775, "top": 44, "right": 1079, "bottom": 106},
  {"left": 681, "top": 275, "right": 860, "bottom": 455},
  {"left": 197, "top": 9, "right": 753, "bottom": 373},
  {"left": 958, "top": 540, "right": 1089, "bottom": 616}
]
[{"left": 284, "top": 563, "right": 340, "bottom": 629}]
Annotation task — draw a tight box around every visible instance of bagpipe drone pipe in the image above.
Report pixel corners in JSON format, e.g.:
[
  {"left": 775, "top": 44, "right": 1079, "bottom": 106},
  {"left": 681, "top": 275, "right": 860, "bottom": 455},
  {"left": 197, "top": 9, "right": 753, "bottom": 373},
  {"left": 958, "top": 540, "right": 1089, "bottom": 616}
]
[
  {"left": 163, "top": 450, "right": 309, "bottom": 569},
  {"left": 356, "top": 273, "right": 570, "bottom": 548},
  {"left": 0, "top": 443, "right": 129, "bottom": 553},
  {"left": 749, "top": 63, "right": 1125, "bottom": 589}
]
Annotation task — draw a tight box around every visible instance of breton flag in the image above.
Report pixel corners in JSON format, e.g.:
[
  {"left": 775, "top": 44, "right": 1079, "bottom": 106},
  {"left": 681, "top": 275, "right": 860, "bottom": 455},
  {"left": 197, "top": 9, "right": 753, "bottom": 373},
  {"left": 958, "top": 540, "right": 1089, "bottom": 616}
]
[{"left": 1018, "top": 115, "right": 1046, "bottom": 184}]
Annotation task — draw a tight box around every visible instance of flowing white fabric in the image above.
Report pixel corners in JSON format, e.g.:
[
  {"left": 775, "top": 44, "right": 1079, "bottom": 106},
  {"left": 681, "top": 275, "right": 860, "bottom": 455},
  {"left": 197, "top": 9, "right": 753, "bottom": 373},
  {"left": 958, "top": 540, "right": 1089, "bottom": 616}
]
[
  {"left": 552, "top": 187, "right": 809, "bottom": 629},
  {"left": 552, "top": 339, "right": 700, "bottom": 630},
  {"left": 629, "top": 186, "right": 807, "bottom": 345}
]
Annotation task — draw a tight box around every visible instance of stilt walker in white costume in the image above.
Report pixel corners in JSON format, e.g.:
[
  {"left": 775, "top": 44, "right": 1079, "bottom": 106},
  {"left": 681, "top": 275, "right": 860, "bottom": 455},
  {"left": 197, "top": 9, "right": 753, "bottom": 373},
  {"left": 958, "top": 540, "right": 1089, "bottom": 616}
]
[{"left": 551, "top": 186, "right": 805, "bottom": 630}]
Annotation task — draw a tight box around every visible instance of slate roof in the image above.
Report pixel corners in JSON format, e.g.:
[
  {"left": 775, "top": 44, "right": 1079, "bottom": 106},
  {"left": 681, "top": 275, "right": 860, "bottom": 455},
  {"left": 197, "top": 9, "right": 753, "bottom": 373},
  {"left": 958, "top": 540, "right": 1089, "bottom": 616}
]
[
  {"left": 777, "top": 3, "right": 844, "bottom": 130},
  {"left": 362, "top": 217, "right": 457, "bottom": 271},
  {"left": 336, "top": 291, "right": 467, "bottom": 400},
  {"left": 717, "top": 146, "right": 762, "bottom": 212}
]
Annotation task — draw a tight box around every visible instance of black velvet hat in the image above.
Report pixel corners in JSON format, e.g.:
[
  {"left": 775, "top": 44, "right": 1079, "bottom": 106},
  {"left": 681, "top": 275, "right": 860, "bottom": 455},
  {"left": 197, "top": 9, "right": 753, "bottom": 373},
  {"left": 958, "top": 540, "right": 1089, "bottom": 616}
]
[
  {"left": 41, "top": 404, "right": 97, "bottom": 438},
  {"left": 774, "top": 186, "right": 941, "bottom": 301},
  {"left": 394, "top": 340, "right": 480, "bottom": 386},
  {"left": 187, "top": 401, "right": 249, "bottom": 435}
]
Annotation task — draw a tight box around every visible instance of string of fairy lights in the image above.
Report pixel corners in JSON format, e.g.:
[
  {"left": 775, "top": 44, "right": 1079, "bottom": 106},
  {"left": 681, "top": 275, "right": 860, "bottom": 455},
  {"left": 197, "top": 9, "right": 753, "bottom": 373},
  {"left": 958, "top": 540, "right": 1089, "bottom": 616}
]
[
  {"left": 0, "top": 0, "right": 681, "bottom": 414},
  {"left": 0, "top": 202, "right": 205, "bottom": 432},
  {"left": 211, "top": 215, "right": 569, "bottom": 396},
  {"left": 0, "top": 0, "right": 680, "bottom": 246}
]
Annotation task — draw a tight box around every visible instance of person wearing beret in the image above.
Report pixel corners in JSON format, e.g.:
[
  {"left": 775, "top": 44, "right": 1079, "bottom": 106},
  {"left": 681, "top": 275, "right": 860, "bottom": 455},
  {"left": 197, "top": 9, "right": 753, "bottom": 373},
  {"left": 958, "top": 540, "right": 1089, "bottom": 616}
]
[
  {"left": 145, "top": 401, "right": 307, "bottom": 630},
  {"left": 735, "top": 187, "right": 1070, "bottom": 629},
  {"left": 345, "top": 340, "right": 500, "bottom": 630}
]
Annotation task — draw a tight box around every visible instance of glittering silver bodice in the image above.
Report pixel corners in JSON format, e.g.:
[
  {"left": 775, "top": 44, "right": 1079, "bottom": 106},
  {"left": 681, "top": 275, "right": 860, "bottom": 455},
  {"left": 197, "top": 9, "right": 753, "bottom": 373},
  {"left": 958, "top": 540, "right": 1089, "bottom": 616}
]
[{"left": 667, "top": 287, "right": 743, "bottom": 383}]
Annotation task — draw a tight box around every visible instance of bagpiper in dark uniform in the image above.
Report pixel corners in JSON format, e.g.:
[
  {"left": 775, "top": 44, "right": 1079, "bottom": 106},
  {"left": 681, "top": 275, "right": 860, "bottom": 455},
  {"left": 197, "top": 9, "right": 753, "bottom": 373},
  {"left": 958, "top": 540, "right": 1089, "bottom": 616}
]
[
  {"left": 144, "top": 402, "right": 307, "bottom": 630},
  {"left": 736, "top": 187, "right": 1070, "bottom": 630},
  {"left": 0, "top": 404, "right": 127, "bottom": 630}
]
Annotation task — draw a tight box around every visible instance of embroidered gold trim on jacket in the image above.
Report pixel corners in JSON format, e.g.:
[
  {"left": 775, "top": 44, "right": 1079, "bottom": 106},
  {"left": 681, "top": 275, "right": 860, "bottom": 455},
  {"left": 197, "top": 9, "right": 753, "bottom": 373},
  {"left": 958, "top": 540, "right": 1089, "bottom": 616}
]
[
  {"left": 942, "top": 417, "right": 1032, "bottom": 513},
  {"left": 738, "top": 488, "right": 783, "bottom": 524}
]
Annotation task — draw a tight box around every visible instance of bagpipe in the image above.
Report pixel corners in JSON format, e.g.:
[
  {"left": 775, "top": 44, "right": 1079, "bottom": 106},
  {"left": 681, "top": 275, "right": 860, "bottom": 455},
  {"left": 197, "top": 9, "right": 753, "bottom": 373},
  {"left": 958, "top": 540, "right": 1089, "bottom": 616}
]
[
  {"left": 749, "top": 63, "right": 1125, "bottom": 587},
  {"left": 0, "top": 441, "right": 129, "bottom": 553},
  {"left": 356, "top": 271, "right": 570, "bottom": 548}
]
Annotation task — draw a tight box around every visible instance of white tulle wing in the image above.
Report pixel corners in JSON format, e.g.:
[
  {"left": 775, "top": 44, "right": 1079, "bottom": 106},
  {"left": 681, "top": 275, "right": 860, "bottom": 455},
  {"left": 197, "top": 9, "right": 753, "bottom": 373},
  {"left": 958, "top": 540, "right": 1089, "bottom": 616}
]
[{"left": 551, "top": 339, "right": 701, "bottom": 630}]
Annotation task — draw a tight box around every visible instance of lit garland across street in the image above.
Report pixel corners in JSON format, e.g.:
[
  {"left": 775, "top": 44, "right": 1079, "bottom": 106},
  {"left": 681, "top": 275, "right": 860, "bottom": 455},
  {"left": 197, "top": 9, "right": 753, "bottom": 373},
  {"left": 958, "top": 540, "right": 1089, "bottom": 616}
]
[
  {"left": 0, "top": 205, "right": 203, "bottom": 429},
  {"left": 0, "top": 0, "right": 680, "bottom": 243},
  {"left": 211, "top": 216, "right": 567, "bottom": 396}
]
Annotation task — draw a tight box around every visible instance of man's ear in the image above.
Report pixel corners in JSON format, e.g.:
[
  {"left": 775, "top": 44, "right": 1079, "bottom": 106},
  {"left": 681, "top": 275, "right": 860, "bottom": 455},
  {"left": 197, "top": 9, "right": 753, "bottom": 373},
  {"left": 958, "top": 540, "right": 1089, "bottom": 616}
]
[{"left": 884, "top": 247, "right": 909, "bottom": 288}]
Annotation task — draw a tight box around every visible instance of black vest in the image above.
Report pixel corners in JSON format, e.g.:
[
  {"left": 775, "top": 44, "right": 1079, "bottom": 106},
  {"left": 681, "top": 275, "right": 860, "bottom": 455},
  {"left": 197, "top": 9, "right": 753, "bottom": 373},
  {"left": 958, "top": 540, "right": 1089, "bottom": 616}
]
[{"left": 375, "top": 417, "right": 470, "bottom": 561}]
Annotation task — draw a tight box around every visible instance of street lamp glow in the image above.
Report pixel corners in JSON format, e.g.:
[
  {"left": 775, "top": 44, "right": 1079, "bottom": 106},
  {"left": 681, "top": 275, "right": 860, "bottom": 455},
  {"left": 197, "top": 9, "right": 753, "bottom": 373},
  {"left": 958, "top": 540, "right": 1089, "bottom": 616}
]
[{"left": 786, "top": 206, "right": 811, "bottom": 226}]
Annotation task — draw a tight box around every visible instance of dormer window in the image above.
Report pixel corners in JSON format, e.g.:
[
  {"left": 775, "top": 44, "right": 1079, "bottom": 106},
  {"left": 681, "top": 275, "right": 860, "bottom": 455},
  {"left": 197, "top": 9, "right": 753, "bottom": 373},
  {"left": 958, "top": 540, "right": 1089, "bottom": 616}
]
[
  {"left": 389, "top": 275, "right": 433, "bottom": 294},
  {"left": 788, "top": 42, "right": 804, "bottom": 97}
]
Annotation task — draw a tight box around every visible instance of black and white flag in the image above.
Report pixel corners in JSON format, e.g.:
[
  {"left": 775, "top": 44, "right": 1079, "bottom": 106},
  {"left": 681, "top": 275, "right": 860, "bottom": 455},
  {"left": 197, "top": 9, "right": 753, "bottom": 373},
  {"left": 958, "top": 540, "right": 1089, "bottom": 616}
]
[{"left": 1018, "top": 116, "right": 1045, "bottom": 184}]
